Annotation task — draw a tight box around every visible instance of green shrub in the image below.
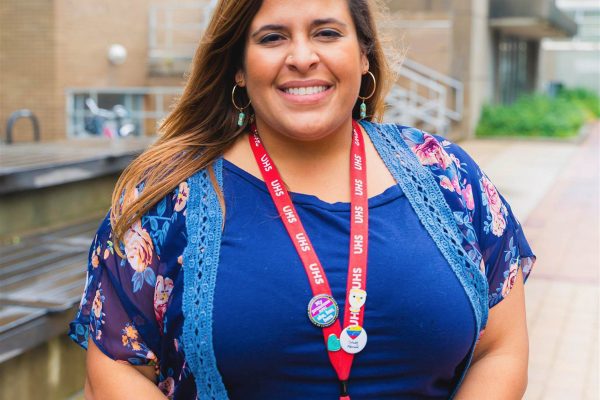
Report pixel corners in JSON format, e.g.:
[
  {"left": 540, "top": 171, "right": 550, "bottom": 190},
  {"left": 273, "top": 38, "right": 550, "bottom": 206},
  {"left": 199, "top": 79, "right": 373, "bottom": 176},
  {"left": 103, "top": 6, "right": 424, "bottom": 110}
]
[
  {"left": 557, "top": 88, "right": 600, "bottom": 118},
  {"left": 476, "top": 88, "right": 599, "bottom": 138}
]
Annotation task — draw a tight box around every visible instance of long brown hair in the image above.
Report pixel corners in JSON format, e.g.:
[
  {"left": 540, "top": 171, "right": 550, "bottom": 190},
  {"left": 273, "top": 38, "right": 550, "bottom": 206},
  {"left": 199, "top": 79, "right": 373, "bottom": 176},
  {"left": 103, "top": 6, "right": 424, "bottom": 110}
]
[{"left": 111, "top": 0, "right": 392, "bottom": 247}]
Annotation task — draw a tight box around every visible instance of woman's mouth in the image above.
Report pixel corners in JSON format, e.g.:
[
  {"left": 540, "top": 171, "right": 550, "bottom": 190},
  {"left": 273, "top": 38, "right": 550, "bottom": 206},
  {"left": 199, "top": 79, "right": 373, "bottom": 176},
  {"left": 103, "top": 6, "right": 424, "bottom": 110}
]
[
  {"left": 282, "top": 86, "right": 329, "bottom": 96},
  {"left": 278, "top": 82, "right": 334, "bottom": 104}
]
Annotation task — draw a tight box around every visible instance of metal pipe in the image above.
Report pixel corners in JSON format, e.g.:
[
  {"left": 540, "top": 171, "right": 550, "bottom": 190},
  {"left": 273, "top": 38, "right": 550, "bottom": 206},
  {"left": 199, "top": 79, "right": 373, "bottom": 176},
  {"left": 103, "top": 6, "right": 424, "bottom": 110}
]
[{"left": 5, "top": 109, "right": 40, "bottom": 144}]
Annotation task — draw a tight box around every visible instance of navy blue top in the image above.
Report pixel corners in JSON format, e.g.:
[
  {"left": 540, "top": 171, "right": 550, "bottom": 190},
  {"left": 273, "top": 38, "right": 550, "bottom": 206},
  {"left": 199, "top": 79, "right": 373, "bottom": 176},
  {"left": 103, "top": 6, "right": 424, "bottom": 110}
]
[
  {"left": 215, "top": 160, "right": 474, "bottom": 399},
  {"left": 69, "top": 133, "right": 535, "bottom": 399}
]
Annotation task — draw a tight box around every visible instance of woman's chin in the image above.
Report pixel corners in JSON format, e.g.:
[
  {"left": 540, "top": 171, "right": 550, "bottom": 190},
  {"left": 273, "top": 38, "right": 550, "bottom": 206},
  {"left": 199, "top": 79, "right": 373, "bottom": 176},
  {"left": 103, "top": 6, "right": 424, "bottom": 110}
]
[{"left": 258, "top": 113, "right": 352, "bottom": 143}]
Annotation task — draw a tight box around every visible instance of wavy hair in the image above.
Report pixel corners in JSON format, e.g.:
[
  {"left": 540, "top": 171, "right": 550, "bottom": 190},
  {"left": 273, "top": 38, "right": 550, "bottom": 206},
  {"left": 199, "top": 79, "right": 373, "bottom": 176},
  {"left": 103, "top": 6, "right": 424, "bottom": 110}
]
[{"left": 110, "top": 0, "right": 392, "bottom": 250}]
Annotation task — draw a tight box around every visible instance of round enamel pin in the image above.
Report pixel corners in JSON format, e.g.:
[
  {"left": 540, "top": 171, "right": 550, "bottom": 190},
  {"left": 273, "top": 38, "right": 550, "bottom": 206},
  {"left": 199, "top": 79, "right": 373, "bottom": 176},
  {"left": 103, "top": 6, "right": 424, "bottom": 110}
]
[
  {"left": 307, "top": 294, "right": 339, "bottom": 327},
  {"left": 340, "top": 325, "right": 368, "bottom": 354}
]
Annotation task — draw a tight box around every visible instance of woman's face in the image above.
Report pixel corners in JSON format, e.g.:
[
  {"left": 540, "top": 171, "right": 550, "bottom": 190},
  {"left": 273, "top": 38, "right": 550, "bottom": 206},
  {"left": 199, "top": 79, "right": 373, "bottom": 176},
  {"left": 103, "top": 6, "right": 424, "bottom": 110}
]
[{"left": 237, "top": 0, "right": 369, "bottom": 142}]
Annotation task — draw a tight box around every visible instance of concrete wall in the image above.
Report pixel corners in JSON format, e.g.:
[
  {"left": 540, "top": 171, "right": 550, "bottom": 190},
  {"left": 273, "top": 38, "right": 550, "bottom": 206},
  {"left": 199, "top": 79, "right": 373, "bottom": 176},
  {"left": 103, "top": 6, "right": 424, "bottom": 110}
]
[
  {"left": 539, "top": 46, "right": 600, "bottom": 95},
  {"left": 0, "top": 174, "right": 117, "bottom": 241},
  {"left": 382, "top": 10, "right": 453, "bottom": 75},
  {"left": 449, "top": 0, "right": 494, "bottom": 137},
  {"left": 0, "top": 334, "right": 86, "bottom": 400},
  {"left": 386, "top": 0, "right": 451, "bottom": 13}
]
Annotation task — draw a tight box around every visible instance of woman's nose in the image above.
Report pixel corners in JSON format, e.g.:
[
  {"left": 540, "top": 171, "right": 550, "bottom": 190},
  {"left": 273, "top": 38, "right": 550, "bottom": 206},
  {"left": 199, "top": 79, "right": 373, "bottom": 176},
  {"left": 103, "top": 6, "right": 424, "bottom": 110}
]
[{"left": 285, "top": 39, "right": 319, "bottom": 73}]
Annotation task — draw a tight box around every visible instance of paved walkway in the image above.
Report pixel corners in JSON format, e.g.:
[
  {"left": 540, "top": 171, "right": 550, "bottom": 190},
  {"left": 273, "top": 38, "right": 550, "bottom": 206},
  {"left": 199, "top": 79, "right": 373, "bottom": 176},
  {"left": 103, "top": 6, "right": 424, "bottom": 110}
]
[{"left": 460, "top": 122, "right": 599, "bottom": 400}]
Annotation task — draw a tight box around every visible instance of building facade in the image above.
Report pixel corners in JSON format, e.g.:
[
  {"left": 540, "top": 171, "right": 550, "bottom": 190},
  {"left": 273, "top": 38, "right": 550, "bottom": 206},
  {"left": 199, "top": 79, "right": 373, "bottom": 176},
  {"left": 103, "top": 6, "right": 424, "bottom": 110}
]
[
  {"left": 0, "top": 0, "right": 577, "bottom": 142},
  {"left": 1, "top": 0, "right": 214, "bottom": 142},
  {"left": 383, "top": 0, "right": 576, "bottom": 136},
  {"left": 540, "top": 0, "right": 600, "bottom": 95}
]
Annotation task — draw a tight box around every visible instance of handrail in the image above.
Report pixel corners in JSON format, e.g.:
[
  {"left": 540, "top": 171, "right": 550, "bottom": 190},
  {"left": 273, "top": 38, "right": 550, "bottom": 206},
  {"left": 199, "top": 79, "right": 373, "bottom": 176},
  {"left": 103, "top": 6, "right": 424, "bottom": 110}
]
[
  {"left": 402, "top": 58, "right": 462, "bottom": 88},
  {"left": 399, "top": 58, "right": 464, "bottom": 121},
  {"left": 5, "top": 110, "right": 40, "bottom": 144},
  {"left": 385, "top": 55, "right": 466, "bottom": 135}
]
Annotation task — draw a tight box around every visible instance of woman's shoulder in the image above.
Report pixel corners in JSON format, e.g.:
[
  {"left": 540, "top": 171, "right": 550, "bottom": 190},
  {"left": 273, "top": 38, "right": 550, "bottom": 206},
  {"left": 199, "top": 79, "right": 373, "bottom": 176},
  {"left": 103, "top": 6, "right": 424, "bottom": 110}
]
[
  {"left": 364, "top": 121, "right": 480, "bottom": 176},
  {"left": 96, "top": 180, "right": 191, "bottom": 260}
]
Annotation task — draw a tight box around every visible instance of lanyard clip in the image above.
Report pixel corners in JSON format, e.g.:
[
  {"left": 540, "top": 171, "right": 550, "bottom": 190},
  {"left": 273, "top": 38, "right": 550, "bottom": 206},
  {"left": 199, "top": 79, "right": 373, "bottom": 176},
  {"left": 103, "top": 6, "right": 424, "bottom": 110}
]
[{"left": 339, "top": 380, "right": 350, "bottom": 399}]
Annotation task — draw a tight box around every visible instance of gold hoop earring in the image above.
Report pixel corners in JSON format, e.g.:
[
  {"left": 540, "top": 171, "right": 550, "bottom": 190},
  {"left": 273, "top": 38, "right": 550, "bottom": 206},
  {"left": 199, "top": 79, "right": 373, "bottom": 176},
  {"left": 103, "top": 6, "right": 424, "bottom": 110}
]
[
  {"left": 232, "top": 84, "right": 252, "bottom": 126},
  {"left": 358, "top": 71, "right": 376, "bottom": 119}
]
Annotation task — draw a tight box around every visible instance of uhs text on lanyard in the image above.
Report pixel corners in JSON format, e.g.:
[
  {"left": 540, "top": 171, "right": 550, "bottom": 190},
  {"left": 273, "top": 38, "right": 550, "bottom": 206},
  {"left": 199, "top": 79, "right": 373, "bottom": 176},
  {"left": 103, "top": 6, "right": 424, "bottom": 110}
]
[{"left": 249, "top": 120, "right": 369, "bottom": 400}]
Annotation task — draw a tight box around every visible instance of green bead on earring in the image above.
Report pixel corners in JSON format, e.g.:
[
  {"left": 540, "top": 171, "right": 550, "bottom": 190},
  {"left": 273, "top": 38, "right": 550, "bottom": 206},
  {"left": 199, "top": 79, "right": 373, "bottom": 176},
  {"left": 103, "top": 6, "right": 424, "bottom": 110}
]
[
  {"left": 237, "top": 112, "right": 246, "bottom": 127},
  {"left": 360, "top": 102, "right": 367, "bottom": 119}
]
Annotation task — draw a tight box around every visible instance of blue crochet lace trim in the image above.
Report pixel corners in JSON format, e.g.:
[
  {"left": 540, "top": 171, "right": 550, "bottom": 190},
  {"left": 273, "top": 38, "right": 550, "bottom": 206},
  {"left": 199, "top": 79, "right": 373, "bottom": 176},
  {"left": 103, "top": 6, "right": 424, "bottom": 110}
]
[{"left": 183, "top": 158, "right": 229, "bottom": 400}]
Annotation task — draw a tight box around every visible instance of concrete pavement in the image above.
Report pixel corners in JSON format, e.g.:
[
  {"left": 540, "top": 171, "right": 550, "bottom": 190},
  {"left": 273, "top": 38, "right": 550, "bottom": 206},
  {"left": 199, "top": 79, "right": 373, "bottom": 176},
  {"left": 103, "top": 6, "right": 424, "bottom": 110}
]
[{"left": 460, "top": 122, "right": 599, "bottom": 400}]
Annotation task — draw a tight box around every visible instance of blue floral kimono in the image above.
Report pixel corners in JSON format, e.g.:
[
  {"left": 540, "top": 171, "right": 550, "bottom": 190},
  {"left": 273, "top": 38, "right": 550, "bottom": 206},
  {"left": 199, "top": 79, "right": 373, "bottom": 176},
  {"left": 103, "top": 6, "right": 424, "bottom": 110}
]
[{"left": 69, "top": 122, "right": 535, "bottom": 399}]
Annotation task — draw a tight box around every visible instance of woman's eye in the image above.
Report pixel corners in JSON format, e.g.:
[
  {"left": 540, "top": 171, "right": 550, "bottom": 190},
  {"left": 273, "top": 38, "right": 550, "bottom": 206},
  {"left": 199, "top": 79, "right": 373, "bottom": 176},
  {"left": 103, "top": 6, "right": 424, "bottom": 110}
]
[
  {"left": 317, "top": 29, "right": 342, "bottom": 38},
  {"left": 259, "top": 33, "right": 285, "bottom": 44}
]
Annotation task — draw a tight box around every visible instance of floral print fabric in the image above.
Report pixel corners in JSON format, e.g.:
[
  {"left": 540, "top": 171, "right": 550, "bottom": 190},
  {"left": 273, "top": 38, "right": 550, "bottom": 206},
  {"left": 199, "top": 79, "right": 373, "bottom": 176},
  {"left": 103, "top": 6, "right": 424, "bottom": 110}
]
[
  {"left": 400, "top": 128, "right": 535, "bottom": 308},
  {"left": 69, "top": 128, "right": 534, "bottom": 398},
  {"left": 69, "top": 181, "right": 194, "bottom": 397}
]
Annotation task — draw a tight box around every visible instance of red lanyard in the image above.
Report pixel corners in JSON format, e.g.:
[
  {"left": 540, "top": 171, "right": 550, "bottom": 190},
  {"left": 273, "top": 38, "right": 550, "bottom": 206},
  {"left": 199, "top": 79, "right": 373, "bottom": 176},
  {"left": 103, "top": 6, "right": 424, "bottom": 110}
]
[{"left": 249, "top": 120, "right": 369, "bottom": 400}]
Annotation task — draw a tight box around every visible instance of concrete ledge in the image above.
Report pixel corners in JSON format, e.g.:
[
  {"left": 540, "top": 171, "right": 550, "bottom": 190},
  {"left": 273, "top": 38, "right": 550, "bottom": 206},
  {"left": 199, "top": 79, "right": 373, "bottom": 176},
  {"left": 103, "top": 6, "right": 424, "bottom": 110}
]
[{"left": 489, "top": 0, "right": 577, "bottom": 39}]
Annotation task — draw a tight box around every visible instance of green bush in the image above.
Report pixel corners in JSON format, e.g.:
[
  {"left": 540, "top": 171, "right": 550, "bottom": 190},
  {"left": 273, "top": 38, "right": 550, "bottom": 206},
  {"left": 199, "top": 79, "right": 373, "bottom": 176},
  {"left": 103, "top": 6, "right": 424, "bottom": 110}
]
[
  {"left": 557, "top": 88, "right": 600, "bottom": 118},
  {"left": 476, "top": 88, "right": 599, "bottom": 138}
]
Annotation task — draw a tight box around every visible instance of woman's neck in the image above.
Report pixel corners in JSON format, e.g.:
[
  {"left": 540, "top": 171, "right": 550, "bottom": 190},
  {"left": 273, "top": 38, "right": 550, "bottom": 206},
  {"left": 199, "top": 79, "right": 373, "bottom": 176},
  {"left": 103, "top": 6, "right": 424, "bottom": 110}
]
[
  {"left": 223, "top": 118, "right": 395, "bottom": 203},
  {"left": 223, "top": 119, "right": 397, "bottom": 203},
  {"left": 257, "top": 120, "right": 352, "bottom": 202},
  {"left": 253, "top": 118, "right": 354, "bottom": 178}
]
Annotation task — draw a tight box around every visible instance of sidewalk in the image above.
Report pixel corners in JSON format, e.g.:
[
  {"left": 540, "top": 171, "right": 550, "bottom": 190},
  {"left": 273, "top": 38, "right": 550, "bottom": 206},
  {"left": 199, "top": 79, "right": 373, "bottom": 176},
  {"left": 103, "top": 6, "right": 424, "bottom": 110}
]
[{"left": 460, "top": 122, "right": 599, "bottom": 400}]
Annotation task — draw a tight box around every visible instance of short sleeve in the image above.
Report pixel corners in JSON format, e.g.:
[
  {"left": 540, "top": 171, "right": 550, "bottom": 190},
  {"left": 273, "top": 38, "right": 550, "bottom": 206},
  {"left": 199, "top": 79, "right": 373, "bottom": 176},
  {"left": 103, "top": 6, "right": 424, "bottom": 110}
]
[
  {"left": 441, "top": 141, "right": 536, "bottom": 309},
  {"left": 68, "top": 213, "right": 161, "bottom": 365},
  {"left": 69, "top": 181, "right": 189, "bottom": 366}
]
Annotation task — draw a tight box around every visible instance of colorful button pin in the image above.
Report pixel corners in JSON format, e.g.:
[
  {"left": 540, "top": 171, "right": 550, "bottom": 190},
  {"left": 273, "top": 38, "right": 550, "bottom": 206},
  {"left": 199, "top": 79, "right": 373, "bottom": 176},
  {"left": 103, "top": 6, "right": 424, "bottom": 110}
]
[
  {"left": 307, "top": 294, "right": 339, "bottom": 328},
  {"left": 340, "top": 325, "right": 368, "bottom": 354}
]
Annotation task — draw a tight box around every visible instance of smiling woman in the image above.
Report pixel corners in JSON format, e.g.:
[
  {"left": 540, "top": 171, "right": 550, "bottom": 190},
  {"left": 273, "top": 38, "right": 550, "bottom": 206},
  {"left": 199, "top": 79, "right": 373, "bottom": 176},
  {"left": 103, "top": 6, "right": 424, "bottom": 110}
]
[{"left": 68, "top": 1, "right": 535, "bottom": 399}]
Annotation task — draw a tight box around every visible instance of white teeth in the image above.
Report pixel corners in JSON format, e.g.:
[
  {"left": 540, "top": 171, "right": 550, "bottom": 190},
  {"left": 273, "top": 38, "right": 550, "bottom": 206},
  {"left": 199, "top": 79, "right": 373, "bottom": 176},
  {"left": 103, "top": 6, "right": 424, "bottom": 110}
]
[{"left": 284, "top": 86, "right": 328, "bottom": 95}]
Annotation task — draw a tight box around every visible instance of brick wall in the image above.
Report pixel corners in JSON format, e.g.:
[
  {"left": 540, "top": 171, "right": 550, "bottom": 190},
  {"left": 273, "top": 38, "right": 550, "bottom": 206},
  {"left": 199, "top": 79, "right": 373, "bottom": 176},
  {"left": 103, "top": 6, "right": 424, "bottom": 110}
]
[
  {"left": 1, "top": 0, "right": 205, "bottom": 142},
  {"left": 1, "top": 0, "right": 484, "bottom": 141},
  {"left": 382, "top": 11, "right": 452, "bottom": 74},
  {"left": 0, "top": 0, "right": 59, "bottom": 142}
]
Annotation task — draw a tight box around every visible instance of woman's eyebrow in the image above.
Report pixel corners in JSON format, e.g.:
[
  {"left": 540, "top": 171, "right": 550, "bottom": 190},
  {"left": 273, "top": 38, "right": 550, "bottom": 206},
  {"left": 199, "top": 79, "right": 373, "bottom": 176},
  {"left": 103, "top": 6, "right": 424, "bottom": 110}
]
[
  {"left": 311, "top": 18, "right": 347, "bottom": 29},
  {"left": 250, "top": 18, "right": 348, "bottom": 39},
  {"left": 250, "top": 24, "right": 286, "bottom": 39}
]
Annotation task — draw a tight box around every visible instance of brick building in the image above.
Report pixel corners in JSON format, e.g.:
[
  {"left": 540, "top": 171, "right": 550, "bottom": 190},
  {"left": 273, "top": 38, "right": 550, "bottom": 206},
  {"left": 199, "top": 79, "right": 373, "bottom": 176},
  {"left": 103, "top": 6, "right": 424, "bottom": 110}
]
[
  {"left": 0, "top": 0, "right": 576, "bottom": 143},
  {"left": 0, "top": 0, "right": 206, "bottom": 142}
]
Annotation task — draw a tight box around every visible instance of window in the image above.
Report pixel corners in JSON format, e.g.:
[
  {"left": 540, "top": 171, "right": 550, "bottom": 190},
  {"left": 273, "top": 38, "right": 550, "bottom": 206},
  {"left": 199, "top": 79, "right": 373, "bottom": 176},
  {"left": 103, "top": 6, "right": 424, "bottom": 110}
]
[{"left": 68, "top": 92, "right": 145, "bottom": 138}]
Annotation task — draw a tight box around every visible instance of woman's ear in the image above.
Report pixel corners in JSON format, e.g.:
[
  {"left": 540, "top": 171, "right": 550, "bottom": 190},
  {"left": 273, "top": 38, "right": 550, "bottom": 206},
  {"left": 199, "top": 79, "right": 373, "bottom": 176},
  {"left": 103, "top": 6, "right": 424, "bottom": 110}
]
[
  {"left": 361, "top": 52, "right": 369, "bottom": 74},
  {"left": 235, "top": 70, "right": 246, "bottom": 87}
]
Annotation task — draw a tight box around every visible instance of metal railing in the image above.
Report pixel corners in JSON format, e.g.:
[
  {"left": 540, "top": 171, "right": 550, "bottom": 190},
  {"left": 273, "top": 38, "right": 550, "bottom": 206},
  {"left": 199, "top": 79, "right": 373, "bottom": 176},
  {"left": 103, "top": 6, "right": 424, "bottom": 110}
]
[
  {"left": 5, "top": 110, "right": 40, "bottom": 144},
  {"left": 65, "top": 87, "right": 183, "bottom": 138},
  {"left": 385, "top": 58, "right": 464, "bottom": 135}
]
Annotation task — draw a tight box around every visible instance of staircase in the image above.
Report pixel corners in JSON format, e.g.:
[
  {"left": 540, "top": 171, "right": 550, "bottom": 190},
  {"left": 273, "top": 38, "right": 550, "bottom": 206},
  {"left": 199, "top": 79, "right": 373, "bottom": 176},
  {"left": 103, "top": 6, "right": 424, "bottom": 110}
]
[{"left": 385, "top": 58, "right": 463, "bottom": 136}]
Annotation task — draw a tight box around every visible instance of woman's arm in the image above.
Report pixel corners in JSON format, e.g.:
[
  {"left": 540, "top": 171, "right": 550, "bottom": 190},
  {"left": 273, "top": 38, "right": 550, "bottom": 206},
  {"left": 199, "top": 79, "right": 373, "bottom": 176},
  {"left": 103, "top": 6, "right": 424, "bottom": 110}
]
[
  {"left": 454, "top": 269, "right": 529, "bottom": 399},
  {"left": 85, "top": 338, "right": 167, "bottom": 400}
]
